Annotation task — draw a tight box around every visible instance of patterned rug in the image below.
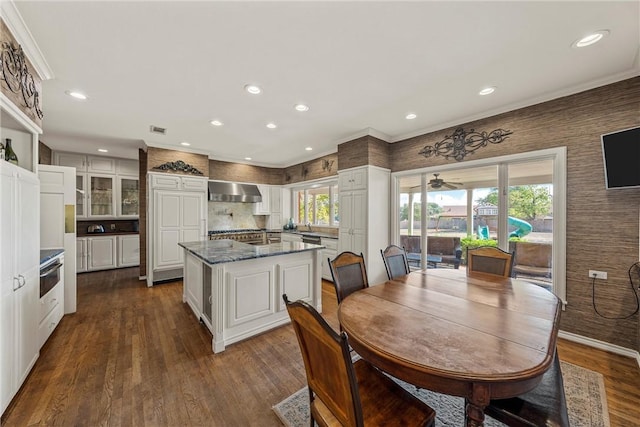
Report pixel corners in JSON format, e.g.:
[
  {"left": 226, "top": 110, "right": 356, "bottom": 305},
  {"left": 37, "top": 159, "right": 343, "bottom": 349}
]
[{"left": 272, "top": 361, "right": 610, "bottom": 427}]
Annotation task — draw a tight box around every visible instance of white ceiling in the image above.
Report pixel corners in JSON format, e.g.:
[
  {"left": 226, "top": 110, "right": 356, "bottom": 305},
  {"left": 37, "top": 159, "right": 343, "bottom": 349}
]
[{"left": 14, "top": 1, "right": 640, "bottom": 167}]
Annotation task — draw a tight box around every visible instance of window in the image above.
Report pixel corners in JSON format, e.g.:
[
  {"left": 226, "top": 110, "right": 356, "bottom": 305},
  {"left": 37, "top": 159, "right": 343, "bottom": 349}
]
[
  {"left": 391, "top": 147, "right": 567, "bottom": 306},
  {"left": 293, "top": 181, "right": 338, "bottom": 226}
]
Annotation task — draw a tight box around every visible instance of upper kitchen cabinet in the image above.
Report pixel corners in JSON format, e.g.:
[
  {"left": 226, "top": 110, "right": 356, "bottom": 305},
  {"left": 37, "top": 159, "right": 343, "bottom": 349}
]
[
  {"left": 253, "top": 184, "right": 271, "bottom": 215},
  {"left": 88, "top": 174, "right": 116, "bottom": 217},
  {"left": 117, "top": 176, "right": 139, "bottom": 217},
  {"left": 53, "top": 152, "right": 116, "bottom": 174},
  {"left": 116, "top": 159, "right": 138, "bottom": 176},
  {"left": 54, "top": 151, "right": 139, "bottom": 219}
]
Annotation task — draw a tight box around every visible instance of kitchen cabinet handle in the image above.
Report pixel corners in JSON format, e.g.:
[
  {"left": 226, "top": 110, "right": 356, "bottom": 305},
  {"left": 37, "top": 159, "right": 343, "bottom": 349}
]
[
  {"left": 208, "top": 295, "right": 212, "bottom": 304},
  {"left": 13, "top": 277, "right": 20, "bottom": 291},
  {"left": 18, "top": 274, "right": 26, "bottom": 288}
]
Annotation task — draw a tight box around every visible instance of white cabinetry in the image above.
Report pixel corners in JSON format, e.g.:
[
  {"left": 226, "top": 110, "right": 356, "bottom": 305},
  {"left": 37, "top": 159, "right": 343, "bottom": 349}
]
[
  {"left": 77, "top": 234, "right": 139, "bottom": 272},
  {"left": 54, "top": 152, "right": 116, "bottom": 174},
  {"left": 184, "top": 252, "right": 204, "bottom": 319},
  {"left": 116, "top": 159, "right": 138, "bottom": 176},
  {"left": 182, "top": 248, "right": 322, "bottom": 353},
  {"left": 267, "top": 186, "right": 291, "bottom": 230},
  {"left": 253, "top": 184, "right": 271, "bottom": 215},
  {"left": 0, "top": 163, "right": 40, "bottom": 415},
  {"left": 117, "top": 176, "right": 139, "bottom": 217},
  {"left": 321, "top": 238, "right": 338, "bottom": 281},
  {"left": 87, "top": 236, "right": 117, "bottom": 271},
  {"left": 337, "top": 166, "right": 390, "bottom": 284},
  {"left": 338, "top": 168, "right": 366, "bottom": 191},
  {"left": 118, "top": 235, "right": 140, "bottom": 267},
  {"left": 338, "top": 189, "right": 367, "bottom": 255},
  {"left": 148, "top": 173, "right": 207, "bottom": 285},
  {"left": 54, "top": 152, "right": 138, "bottom": 219},
  {"left": 77, "top": 238, "right": 88, "bottom": 273},
  {"left": 38, "top": 259, "right": 64, "bottom": 349}
]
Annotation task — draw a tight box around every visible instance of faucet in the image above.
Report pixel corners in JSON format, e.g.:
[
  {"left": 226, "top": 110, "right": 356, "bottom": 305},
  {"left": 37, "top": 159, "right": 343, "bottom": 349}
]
[{"left": 306, "top": 223, "right": 313, "bottom": 232}]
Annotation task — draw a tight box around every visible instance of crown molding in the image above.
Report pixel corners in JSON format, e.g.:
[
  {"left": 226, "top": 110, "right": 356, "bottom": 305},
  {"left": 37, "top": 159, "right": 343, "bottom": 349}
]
[
  {"left": 143, "top": 140, "right": 212, "bottom": 157},
  {"left": 1, "top": 0, "right": 53, "bottom": 80},
  {"left": 391, "top": 68, "right": 640, "bottom": 143}
]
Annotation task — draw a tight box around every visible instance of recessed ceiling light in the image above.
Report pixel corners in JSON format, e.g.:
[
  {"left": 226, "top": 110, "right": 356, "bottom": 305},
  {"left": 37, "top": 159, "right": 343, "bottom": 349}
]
[
  {"left": 180, "top": 142, "right": 190, "bottom": 146},
  {"left": 98, "top": 148, "right": 108, "bottom": 153},
  {"left": 244, "top": 84, "right": 262, "bottom": 95},
  {"left": 294, "top": 104, "right": 310, "bottom": 112},
  {"left": 305, "top": 147, "right": 313, "bottom": 151},
  {"left": 210, "top": 120, "right": 223, "bottom": 126},
  {"left": 245, "top": 157, "right": 252, "bottom": 161},
  {"left": 479, "top": 87, "right": 496, "bottom": 96},
  {"left": 405, "top": 113, "right": 417, "bottom": 120},
  {"left": 266, "top": 122, "right": 277, "bottom": 129},
  {"left": 573, "top": 30, "right": 609, "bottom": 48},
  {"left": 65, "top": 90, "right": 87, "bottom": 100}
]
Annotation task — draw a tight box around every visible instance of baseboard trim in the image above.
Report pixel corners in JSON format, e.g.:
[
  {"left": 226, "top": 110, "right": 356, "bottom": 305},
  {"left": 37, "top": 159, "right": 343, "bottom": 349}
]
[
  {"left": 139, "top": 275, "right": 146, "bottom": 281},
  {"left": 558, "top": 330, "right": 640, "bottom": 368}
]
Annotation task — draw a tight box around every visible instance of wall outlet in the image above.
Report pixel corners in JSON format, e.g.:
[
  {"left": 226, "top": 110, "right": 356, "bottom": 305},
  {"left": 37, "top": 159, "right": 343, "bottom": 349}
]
[
  {"left": 589, "top": 270, "right": 607, "bottom": 280},
  {"left": 110, "top": 224, "right": 116, "bottom": 230}
]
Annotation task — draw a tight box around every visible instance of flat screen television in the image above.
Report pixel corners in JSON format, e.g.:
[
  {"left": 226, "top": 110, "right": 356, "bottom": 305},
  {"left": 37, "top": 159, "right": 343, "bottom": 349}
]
[{"left": 601, "top": 126, "right": 640, "bottom": 190}]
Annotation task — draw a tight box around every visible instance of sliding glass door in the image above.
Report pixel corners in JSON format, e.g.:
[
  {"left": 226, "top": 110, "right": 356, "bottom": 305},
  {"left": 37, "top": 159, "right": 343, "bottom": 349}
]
[{"left": 392, "top": 148, "right": 566, "bottom": 303}]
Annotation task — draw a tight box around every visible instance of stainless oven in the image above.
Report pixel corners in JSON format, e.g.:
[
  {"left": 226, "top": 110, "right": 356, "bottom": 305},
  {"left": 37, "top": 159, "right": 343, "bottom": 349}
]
[{"left": 40, "top": 258, "right": 63, "bottom": 298}]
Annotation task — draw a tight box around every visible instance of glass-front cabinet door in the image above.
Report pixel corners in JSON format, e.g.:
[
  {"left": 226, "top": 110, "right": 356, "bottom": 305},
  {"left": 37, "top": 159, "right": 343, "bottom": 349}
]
[
  {"left": 76, "top": 174, "right": 87, "bottom": 218},
  {"left": 118, "top": 176, "right": 139, "bottom": 217},
  {"left": 89, "top": 174, "right": 115, "bottom": 217}
]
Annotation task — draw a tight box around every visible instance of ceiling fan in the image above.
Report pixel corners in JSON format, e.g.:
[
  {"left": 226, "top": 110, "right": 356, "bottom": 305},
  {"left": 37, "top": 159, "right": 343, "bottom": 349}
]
[
  {"left": 428, "top": 173, "right": 463, "bottom": 190},
  {"left": 409, "top": 173, "right": 463, "bottom": 191}
]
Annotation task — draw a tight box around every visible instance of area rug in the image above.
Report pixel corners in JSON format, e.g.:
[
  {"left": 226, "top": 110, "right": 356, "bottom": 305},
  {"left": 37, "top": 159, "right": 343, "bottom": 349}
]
[{"left": 272, "top": 361, "right": 610, "bottom": 427}]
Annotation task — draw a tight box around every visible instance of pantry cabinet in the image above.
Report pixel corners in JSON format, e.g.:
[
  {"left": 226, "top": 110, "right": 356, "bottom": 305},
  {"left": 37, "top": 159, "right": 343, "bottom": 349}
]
[
  {"left": 148, "top": 173, "right": 207, "bottom": 285},
  {"left": 0, "top": 162, "right": 40, "bottom": 415},
  {"left": 337, "top": 166, "right": 390, "bottom": 285}
]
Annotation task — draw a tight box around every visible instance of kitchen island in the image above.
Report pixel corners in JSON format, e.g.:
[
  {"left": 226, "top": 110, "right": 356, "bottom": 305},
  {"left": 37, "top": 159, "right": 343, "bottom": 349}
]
[{"left": 179, "top": 239, "right": 324, "bottom": 353}]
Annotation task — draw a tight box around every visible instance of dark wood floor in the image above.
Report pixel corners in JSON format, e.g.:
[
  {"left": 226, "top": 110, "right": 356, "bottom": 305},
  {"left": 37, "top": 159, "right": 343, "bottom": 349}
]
[{"left": 2, "top": 267, "right": 639, "bottom": 426}]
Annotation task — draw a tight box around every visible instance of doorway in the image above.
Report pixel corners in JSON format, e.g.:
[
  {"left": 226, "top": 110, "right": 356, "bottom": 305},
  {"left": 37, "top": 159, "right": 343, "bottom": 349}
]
[{"left": 392, "top": 148, "right": 566, "bottom": 304}]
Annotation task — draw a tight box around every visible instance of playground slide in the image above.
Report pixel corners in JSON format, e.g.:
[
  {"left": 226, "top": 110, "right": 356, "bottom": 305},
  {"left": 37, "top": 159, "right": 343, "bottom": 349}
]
[
  {"left": 477, "top": 217, "right": 532, "bottom": 239},
  {"left": 508, "top": 216, "right": 532, "bottom": 238}
]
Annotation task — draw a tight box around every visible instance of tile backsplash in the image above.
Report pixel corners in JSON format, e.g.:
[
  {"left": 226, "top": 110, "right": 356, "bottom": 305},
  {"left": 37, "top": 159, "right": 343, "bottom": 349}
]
[{"left": 208, "top": 202, "right": 265, "bottom": 230}]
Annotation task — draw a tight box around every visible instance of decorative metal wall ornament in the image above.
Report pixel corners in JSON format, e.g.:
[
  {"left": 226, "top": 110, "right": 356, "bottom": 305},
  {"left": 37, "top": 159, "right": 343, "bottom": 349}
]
[
  {"left": 321, "top": 159, "right": 334, "bottom": 172},
  {"left": 301, "top": 165, "right": 309, "bottom": 179},
  {"left": 152, "top": 160, "right": 203, "bottom": 175},
  {"left": 0, "top": 41, "right": 43, "bottom": 119},
  {"left": 418, "top": 127, "right": 513, "bottom": 162}
]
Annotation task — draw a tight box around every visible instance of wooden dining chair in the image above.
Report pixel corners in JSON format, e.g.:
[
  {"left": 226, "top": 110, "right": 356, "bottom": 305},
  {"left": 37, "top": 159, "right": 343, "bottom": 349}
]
[
  {"left": 381, "top": 244, "right": 410, "bottom": 279},
  {"left": 466, "top": 246, "right": 514, "bottom": 278},
  {"left": 484, "top": 349, "right": 569, "bottom": 427},
  {"left": 282, "top": 294, "right": 436, "bottom": 427},
  {"left": 329, "top": 251, "right": 369, "bottom": 304}
]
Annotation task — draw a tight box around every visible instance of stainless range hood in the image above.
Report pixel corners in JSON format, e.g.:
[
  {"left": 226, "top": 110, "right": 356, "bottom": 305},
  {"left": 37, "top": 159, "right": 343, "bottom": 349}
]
[{"left": 208, "top": 181, "right": 262, "bottom": 203}]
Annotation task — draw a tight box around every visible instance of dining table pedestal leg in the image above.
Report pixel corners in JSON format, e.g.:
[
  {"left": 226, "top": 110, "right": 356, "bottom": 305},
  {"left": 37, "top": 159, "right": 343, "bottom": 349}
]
[{"left": 465, "top": 383, "right": 490, "bottom": 426}]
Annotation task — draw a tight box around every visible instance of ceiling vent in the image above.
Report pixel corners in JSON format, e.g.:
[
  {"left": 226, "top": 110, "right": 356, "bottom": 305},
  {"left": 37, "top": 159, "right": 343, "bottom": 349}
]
[{"left": 149, "top": 125, "right": 166, "bottom": 135}]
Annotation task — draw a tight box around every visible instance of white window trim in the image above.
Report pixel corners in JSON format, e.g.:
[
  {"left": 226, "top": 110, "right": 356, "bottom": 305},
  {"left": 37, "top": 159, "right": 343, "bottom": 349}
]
[
  {"left": 289, "top": 177, "right": 339, "bottom": 227},
  {"left": 391, "top": 147, "right": 567, "bottom": 307}
]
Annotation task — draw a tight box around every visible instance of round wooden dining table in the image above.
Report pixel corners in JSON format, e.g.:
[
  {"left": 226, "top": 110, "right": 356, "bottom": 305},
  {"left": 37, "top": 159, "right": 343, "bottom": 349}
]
[{"left": 338, "top": 268, "right": 562, "bottom": 427}]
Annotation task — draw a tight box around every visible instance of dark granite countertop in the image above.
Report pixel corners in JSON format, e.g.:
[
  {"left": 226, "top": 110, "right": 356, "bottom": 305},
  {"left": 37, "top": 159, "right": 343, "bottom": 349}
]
[
  {"left": 179, "top": 239, "right": 325, "bottom": 265},
  {"left": 281, "top": 230, "right": 338, "bottom": 239},
  {"left": 78, "top": 231, "right": 140, "bottom": 237},
  {"left": 40, "top": 248, "right": 64, "bottom": 266}
]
